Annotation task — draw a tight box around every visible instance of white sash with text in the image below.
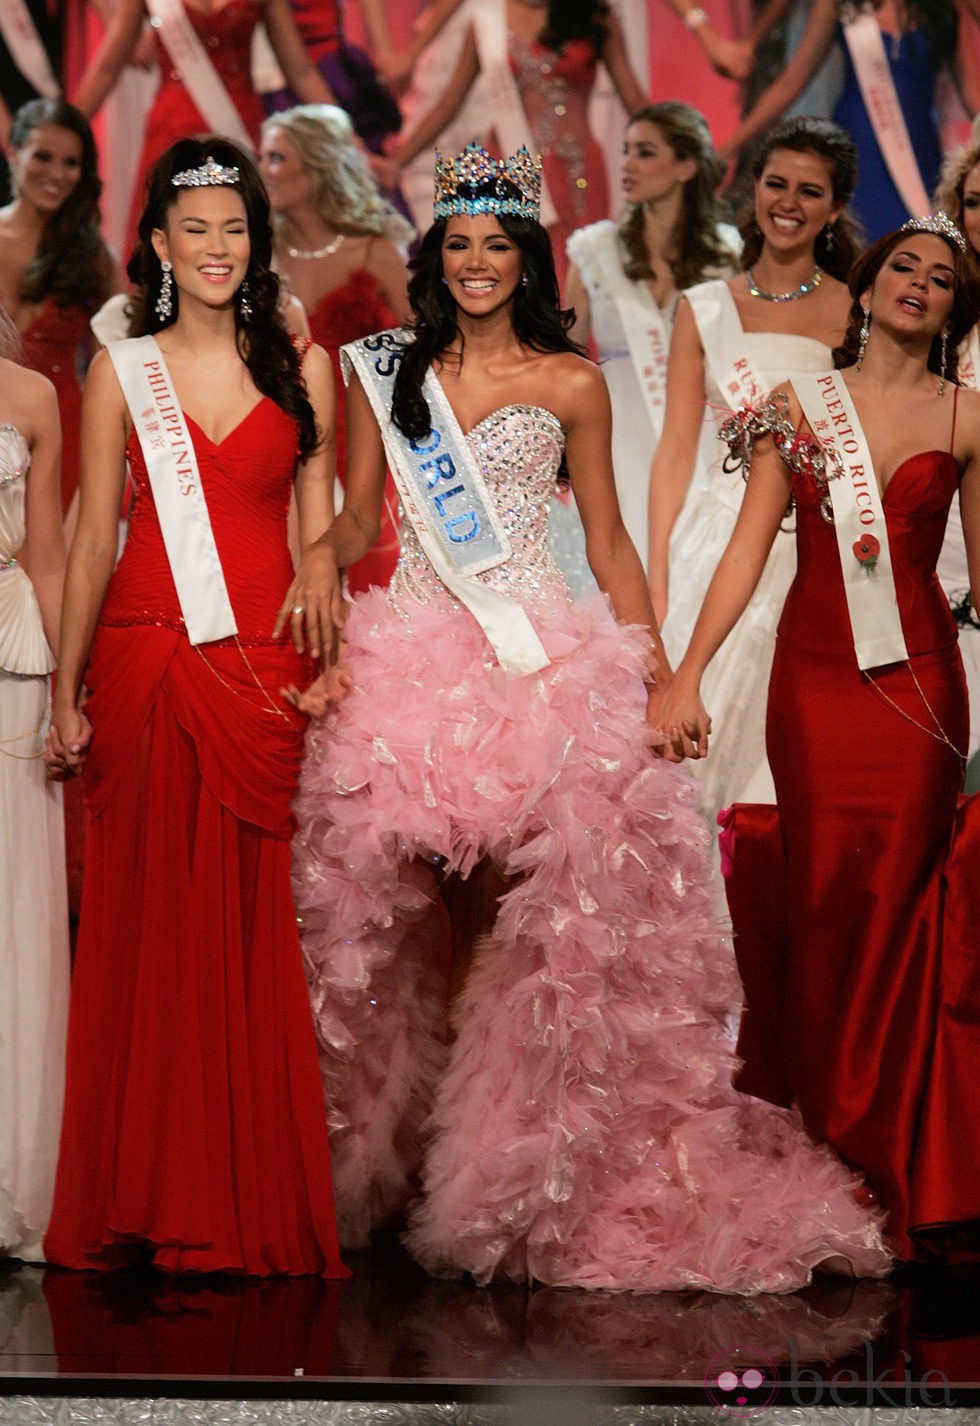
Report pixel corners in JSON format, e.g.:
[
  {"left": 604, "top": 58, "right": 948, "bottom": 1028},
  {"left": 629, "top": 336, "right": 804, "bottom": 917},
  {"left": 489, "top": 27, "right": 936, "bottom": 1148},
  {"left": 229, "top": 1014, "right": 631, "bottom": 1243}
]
[
  {"left": 688, "top": 280, "right": 769, "bottom": 414},
  {"left": 593, "top": 227, "right": 671, "bottom": 442},
  {"left": 146, "top": 0, "right": 253, "bottom": 151}
]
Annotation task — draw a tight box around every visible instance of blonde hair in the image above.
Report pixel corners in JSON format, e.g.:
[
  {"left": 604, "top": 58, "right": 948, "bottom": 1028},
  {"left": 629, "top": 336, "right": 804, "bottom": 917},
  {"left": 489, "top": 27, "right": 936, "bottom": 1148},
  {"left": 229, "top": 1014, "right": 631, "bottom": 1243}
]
[
  {"left": 0, "top": 303, "right": 21, "bottom": 361},
  {"left": 935, "top": 117, "right": 980, "bottom": 243},
  {"left": 262, "top": 105, "right": 414, "bottom": 246}
]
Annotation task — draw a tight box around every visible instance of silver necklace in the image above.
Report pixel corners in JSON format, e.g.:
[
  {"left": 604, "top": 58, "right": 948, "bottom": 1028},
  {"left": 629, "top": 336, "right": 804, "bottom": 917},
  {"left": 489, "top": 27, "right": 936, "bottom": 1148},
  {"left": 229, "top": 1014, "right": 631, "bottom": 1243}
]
[
  {"left": 285, "top": 232, "right": 346, "bottom": 260},
  {"left": 747, "top": 267, "right": 822, "bottom": 302}
]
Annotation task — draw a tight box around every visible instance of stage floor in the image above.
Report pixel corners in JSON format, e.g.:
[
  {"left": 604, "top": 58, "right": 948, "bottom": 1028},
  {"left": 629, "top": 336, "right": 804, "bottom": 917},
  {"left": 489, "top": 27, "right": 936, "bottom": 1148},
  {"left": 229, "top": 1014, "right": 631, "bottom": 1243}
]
[{"left": 3, "top": 1238, "right": 980, "bottom": 1413}]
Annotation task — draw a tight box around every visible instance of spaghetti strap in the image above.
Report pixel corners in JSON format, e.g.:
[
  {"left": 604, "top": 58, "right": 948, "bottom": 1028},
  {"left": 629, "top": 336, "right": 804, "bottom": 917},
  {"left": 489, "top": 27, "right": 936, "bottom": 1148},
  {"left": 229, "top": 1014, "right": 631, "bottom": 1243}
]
[{"left": 950, "top": 383, "right": 960, "bottom": 451}]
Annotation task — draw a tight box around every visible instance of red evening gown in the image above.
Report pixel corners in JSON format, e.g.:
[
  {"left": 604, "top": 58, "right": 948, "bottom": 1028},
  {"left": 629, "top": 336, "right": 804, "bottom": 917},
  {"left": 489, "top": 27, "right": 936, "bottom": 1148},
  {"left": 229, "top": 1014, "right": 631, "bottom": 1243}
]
[
  {"left": 20, "top": 299, "right": 88, "bottom": 513},
  {"left": 725, "top": 426, "right": 980, "bottom": 1260},
  {"left": 45, "top": 395, "right": 348, "bottom": 1278},
  {"left": 125, "top": 0, "right": 264, "bottom": 257},
  {"left": 308, "top": 270, "right": 400, "bottom": 593}
]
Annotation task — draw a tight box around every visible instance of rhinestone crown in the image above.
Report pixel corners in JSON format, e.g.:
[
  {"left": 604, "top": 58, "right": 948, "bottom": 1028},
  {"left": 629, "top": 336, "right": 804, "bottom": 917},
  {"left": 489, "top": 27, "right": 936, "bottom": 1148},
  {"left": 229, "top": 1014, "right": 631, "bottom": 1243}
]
[
  {"left": 899, "top": 211, "right": 967, "bottom": 254},
  {"left": 434, "top": 142, "right": 541, "bottom": 221},
  {"left": 172, "top": 156, "right": 241, "bottom": 189}
]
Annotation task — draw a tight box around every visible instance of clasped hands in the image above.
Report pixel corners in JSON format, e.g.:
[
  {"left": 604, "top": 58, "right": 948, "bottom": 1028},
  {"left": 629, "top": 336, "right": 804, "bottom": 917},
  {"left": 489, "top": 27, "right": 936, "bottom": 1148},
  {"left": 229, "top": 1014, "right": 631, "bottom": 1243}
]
[
  {"left": 646, "top": 676, "right": 711, "bottom": 763},
  {"left": 275, "top": 540, "right": 353, "bottom": 717}
]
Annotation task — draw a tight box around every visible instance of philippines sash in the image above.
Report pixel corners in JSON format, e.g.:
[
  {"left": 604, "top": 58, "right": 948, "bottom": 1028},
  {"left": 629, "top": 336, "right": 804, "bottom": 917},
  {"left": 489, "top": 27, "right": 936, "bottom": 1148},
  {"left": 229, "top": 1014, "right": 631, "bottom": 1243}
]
[
  {"left": 342, "top": 330, "right": 550, "bottom": 675},
  {"left": 795, "top": 371, "right": 908, "bottom": 670},
  {"left": 107, "top": 336, "right": 238, "bottom": 646}
]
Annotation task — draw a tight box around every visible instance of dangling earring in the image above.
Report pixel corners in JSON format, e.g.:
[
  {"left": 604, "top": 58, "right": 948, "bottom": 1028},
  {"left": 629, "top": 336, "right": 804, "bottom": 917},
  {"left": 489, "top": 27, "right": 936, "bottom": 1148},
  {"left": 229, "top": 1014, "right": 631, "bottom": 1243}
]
[
  {"left": 856, "top": 306, "right": 871, "bottom": 369},
  {"left": 521, "top": 273, "right": 528, "bottom": 287},
  {"left": 239, "top": 279, "right": 252, "bottom": 322},
  {"left": 939, "top": 327, "right": 949, "bottom": 396},
  {"left": 824, "top": 221, "right": 834, "bottom": 253},
  {"left": 155, "top": 259, "right": 173, "bottom": 322}
]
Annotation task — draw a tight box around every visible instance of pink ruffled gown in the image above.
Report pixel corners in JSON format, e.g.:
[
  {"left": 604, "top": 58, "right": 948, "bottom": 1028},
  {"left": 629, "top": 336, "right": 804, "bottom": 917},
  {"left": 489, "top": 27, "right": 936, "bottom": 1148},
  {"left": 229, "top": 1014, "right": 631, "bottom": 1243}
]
[{"left": 292, "top": 398, "right": 892, "bottom": 1293}]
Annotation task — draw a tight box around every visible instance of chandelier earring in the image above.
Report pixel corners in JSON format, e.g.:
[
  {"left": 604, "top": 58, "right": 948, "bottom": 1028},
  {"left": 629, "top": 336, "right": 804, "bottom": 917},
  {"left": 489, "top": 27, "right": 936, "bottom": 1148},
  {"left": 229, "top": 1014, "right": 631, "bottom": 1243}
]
[
  {"left": 856, "top": 305, "right": 871, "bottom": 369},
  {"left": 239, "top": 278, "right": 252, "bottom": 322},
  {"left": 155, "top": 259, "right": 173, "bottom": 322},
  {"left": 939, "top": 327, "right": 949, "bottom": 396}
]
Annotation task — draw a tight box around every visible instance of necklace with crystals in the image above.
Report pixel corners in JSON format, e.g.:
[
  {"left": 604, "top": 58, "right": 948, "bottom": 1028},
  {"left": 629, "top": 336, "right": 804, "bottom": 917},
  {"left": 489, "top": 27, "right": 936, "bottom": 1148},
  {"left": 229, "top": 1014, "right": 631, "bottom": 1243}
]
[
  {"left": 746, "top": 267, "right": 822, "bottom": 302},
  {"left": 285, "top": 231, "right": 346, "bottom": 260}
]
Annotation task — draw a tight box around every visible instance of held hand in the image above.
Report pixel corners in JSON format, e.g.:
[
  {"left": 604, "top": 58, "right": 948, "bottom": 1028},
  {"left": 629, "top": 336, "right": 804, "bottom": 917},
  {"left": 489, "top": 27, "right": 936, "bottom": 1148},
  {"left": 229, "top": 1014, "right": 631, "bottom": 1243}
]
[
  {"left": 274, "top": 541, "right": 348, "bottom": 664},
  {"left": 375, "top": 46, "right": 413, "bottom": 92},
  {"left": 281, "top": 645, "right": 353, "bottom": 717},
  {"left": 700, "top": 32, "right": 754, "bottom": 81},
  {"left": 646, "top": 678, "right": 711, "bottom": 762},
  {"left": 45, "top": 704, "right": 93, "bottom": 781}
]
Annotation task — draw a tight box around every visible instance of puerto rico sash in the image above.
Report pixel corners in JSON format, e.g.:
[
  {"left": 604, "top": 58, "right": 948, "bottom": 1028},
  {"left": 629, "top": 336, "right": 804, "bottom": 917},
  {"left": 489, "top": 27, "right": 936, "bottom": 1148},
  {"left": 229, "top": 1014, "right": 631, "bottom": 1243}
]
[
  {"left": 687, "top": 280, "right": 769, "bottom": 413},
  {"left": 146, "top": 0, "right": 253, "bottom": 152},
  {"left": 587, "top": 223, "right": 671, "bottom": 442},
  {"left": 342, "top": 330, "right": 550, "bottom": 675},
  {"left": 796, "top": 371, "right": 908, "bottom": 670},
  {"left": 0, "top": 0, "right": 59, "bottom": 96},
  {"left": 840, "top": 6, "right": 930, "bottom": 219},
  {"left": 470, "top": 0, "right": 558, "bottom": 229},
  {"left": 107, "top": 336, "right": 238, "bottom": 646}
]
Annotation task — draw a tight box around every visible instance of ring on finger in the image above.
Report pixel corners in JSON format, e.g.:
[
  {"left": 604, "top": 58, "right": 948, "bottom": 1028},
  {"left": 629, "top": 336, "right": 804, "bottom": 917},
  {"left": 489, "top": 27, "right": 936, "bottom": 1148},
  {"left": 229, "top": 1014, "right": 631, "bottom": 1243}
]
[{"left": 293, "top": 605, "right": 305, "bottom": 615}]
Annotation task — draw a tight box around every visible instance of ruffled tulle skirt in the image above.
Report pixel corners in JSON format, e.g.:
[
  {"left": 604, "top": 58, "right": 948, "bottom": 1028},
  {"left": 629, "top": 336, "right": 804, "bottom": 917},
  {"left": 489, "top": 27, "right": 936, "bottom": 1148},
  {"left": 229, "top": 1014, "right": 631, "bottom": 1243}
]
[{"left": 292, "top": 587, "right": 891, "bottom": 1292}]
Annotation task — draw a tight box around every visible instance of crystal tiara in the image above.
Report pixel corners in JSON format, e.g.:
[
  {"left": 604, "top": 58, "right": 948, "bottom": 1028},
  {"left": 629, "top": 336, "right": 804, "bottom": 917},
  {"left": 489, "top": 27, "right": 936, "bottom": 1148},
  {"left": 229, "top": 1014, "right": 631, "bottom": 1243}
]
[
  {"left": 433, "top": 142, "right": 541, "bottom": 221},
  {"left": 899, "top": 212, "right": 967, "bottom": 254},
  {"left": 172, "top": 156, "right": 241, "bottom": 189}
]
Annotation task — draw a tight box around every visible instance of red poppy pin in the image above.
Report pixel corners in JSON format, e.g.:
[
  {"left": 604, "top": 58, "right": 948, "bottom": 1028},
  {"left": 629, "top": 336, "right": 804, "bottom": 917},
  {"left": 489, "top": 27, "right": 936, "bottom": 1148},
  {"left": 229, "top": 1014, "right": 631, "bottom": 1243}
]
[{"left": 853, "top": 533, "right": 880, "bottom": 573}]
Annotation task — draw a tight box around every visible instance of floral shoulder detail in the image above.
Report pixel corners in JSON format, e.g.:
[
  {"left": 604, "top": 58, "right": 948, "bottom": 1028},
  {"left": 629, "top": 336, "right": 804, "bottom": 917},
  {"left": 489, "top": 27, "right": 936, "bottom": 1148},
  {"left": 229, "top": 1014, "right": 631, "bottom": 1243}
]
[{"left": 719, "top": 391, "right": 843, "bottom": 523}]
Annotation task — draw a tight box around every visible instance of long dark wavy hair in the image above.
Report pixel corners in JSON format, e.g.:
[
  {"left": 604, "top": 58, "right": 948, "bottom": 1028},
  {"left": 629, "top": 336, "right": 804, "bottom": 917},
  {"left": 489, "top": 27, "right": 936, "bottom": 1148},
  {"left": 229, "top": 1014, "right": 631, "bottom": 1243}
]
[
  {"left": 392, "top": 201, "right": 581, "bottom": 442},
  {"left": 11, "top": 98, "right": 111, "bottom": 312},
  {"left": 539, "top": 0, "right": 611, "bottom": 52},
  {"left": 833, "top": 224, "right": 980, "bottom": 381},
  {"left": 127, "top": 136, "right": 317, "bottom": 458},
  {"left": 738, "top": 116, "right": 861, "bottom": 281},
  {"left": 618, "top": 102, "right": 734, "bottom": 292}
]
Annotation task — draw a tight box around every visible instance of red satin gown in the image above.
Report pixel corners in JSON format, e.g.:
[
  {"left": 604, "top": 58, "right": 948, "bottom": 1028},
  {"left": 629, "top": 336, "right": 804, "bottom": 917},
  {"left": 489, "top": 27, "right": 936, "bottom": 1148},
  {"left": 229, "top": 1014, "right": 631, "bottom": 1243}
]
[
  {"left": 726, "top": 398, "right": 980, "bottom": 1260},
  {"left": 45, "top": 393, "right": 348, "bottom": 1277},
  {"left": 308, "top": 269, "right": 400, "bottom": 593}
]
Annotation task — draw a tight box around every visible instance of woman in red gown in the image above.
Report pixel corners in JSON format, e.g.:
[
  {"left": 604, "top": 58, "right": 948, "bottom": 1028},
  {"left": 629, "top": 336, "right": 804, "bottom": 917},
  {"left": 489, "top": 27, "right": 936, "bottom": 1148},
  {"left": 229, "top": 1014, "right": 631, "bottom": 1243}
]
[
  {"left": 655, "top": 215, "right": 980, "bottom": 1261},
  {"left": 44, "top": 137, "right": 347, "bottom": 1277}
]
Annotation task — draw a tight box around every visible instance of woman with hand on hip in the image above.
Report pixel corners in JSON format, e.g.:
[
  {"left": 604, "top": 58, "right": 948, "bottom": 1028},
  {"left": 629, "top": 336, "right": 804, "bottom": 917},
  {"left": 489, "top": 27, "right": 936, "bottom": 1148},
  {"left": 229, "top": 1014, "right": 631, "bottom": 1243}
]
[
  {"left": 657, "top": 214, "right": 980, "bottom": 1262},
  {"left": 285, "top": 140, "right": 890, "bottom": 1291},
  {"left": 649, "top": 116, "right": 858, "bottom": 822},
  {"left": 44, "top": 137, "right": 347, "bottom": 1277}
]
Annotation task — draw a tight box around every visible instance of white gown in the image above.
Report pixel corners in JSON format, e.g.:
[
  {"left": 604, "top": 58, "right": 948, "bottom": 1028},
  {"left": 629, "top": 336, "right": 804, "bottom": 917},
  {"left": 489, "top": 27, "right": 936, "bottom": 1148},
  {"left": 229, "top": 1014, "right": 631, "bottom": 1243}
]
[
  {"left": 0, "top": 424, "right": 69, "bottom": 1261},
  {"left": 660, "top": 280, "right": 832, "bottom": 819}
]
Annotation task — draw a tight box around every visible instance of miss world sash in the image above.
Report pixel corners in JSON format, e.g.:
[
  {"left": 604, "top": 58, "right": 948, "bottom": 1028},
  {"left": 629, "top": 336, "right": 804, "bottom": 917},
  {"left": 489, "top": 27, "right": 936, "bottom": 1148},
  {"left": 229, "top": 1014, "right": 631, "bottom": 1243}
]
[
  {"left": 795, "top": 371, "right": 908, "bottom": 670},
  {"left": 342, "top": 330, "right": 550, "bottom": 675},
  {"left": 107, "top": 336, "right": 238, "bottom": 646}
]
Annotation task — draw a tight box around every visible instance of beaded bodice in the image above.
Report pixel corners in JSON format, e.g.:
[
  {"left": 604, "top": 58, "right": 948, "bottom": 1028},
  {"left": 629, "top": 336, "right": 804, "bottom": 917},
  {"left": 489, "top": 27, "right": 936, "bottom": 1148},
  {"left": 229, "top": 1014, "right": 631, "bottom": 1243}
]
[
  {"left": 0, "top": 424, "right": 29, "bottom": 564},
  {"left": 0, "top": 423, "right": 54, "bottom": 675},
  {"left": 388, "top": 404, "right": 571, "bottom": 615}
]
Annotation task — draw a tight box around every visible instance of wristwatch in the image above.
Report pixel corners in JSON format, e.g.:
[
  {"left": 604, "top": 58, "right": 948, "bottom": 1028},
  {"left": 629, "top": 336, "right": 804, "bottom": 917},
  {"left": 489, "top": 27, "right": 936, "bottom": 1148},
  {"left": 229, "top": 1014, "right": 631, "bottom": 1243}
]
[{"left": 684, "top": 6, "right": 709, "bottom": 28}]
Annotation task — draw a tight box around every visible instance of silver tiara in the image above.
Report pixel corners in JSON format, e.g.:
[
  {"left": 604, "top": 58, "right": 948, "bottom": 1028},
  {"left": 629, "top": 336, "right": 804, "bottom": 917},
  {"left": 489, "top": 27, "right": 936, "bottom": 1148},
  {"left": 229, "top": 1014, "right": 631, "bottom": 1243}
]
[
  {"left": 172, "top": 156, "right": 240, "bottom": 189},
  {"left": 899, "top": 211, "right": 967, "bottom": 254}
]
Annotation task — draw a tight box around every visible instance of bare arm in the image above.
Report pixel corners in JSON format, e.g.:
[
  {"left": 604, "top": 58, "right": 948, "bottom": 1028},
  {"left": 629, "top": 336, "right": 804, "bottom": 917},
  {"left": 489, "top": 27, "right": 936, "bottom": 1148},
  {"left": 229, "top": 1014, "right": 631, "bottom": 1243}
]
[
  {"left": 646, "top": 297, "right": 710, "bottom": 623},
  {"left": 718, "top": 0, "right": 837, "bottom": 158},
  {"left": 654, "top": 426, "right": 791, "bottom": 751},
  {"left": 262, "top": 0, "right": 339, "bottom": 106},
  {"left": 599, "top": 12, "right": 648, "bottom": 116},
  {"left": 747, "top": 0, "right": 796, "bottom": 47},
  {"left": 72, "top": 0, "right": 146, "bottom": 117},
  {"left": 563, "top": 261, "right": 592, "bottom": 348},
  {"left": 381, "top": 0, "right": 468, "bottom": 89},
  {"left": 392, "top": 24, "right": 479, "bottom": 169},
  {"left": 21, "top": 376, "right": 65, "bottom": 656},
  {"left": 49, "top": 352, "right": 130, "bottom": 768},
  {"left": 658, "top": 0, "right": 754, "bottom": 81}
]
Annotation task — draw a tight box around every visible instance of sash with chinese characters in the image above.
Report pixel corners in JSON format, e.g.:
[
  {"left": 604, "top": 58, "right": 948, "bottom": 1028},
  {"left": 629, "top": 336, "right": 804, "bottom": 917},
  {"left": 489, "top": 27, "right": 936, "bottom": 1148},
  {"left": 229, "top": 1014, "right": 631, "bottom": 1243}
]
[
  {"left": 795, "top": 371, "right": 908, "bottom": 670},
  {"left": 840, "top": 6, "right": 930, "bottom": 219},
  {"left": 590, "top": 224, "right": 670, "bottom": 442},
  {"left": 342, "top": 330, "right": 549, "bottom": 675},
  {"left": 687, "top": 280, "right": 769, "bottom": 413},
  {"left": 470, "top": 0, "right": 558, "bottom": 228},
  {"left": 146, "top": 0, "right": 253, "bottom": 151},
  {"left": 0, "top": 0, "right": 59, "bottom": 96},
  {"left": 107, "top": 336, "right": 238, "bottom": 646},
  {"left": 958, "top": 327, "right": 980, "bottom": 392}
]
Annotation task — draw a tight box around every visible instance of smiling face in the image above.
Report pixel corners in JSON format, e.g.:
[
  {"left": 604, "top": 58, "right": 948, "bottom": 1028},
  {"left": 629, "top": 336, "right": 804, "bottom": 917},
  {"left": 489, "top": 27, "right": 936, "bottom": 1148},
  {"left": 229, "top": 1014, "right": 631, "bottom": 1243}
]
[
  {"left": 864, "top": 232, "right": 955, "bottom": 340},
  {"left": 620, "top": 119, "right": 696, "bottom": 207},
  {"left": 152, "top": 186, "right": 251, "bottom": 311},
  {"left": 441, "top": 213, "right": 523, "bottom": 317},
  {"left": 753, "top": 146, "right": 840, "bottom": 257},
  {"left": 8, "top": 121, "right": 83, "bottom": 217},
  {"left": 257, "top": 125, "right": 312, "bottom": 216}
]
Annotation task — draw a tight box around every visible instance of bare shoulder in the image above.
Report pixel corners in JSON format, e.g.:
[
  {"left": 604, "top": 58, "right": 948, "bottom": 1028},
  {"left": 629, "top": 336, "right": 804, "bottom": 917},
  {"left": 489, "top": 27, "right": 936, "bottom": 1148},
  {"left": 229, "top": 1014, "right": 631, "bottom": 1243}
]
[
  {"left": 0, "top": 356, "right": 57, "bottom": 441},
  {"left": 539, "top": 351, "right": 609, "bottom": 426},
  {"left": 954, "top": 384, "right": 980, "bottom": 465}
]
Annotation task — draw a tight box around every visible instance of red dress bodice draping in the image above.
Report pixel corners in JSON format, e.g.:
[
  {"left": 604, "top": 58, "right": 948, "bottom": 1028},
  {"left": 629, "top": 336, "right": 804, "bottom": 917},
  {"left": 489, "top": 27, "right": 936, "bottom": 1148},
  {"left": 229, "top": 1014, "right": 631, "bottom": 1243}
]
[
  {"left": 20, "top": 299, "right": 90, "bottom": 512},
  {"left": 727, "top": 446, "right": 980, "bottom": 1259},
  {"left": 45, "top": 394, "right": 348, "bottom": 1278},
  {"left": 308, "top": 270, "right": 400, "bottom": 593}
]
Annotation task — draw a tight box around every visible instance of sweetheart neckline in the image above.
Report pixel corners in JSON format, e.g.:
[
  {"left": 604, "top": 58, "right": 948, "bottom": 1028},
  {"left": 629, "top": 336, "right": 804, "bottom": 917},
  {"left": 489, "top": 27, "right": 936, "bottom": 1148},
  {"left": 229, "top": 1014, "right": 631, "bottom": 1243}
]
[{"left": 462, "top": 404, "right": 563, "bottom": 440}]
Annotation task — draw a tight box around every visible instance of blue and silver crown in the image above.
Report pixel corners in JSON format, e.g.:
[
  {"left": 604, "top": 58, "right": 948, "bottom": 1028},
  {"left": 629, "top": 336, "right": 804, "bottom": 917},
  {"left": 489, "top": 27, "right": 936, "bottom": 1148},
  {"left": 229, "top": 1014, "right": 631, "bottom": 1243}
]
[
  {"left": 172, "top": 156, "right": 241, "bottom": 189},
  {"left": 433, "top": 142, "right": 541, "bottom": 221},
  {"left": 899, "top": 211, "right": 967, "bottom": 254}
]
